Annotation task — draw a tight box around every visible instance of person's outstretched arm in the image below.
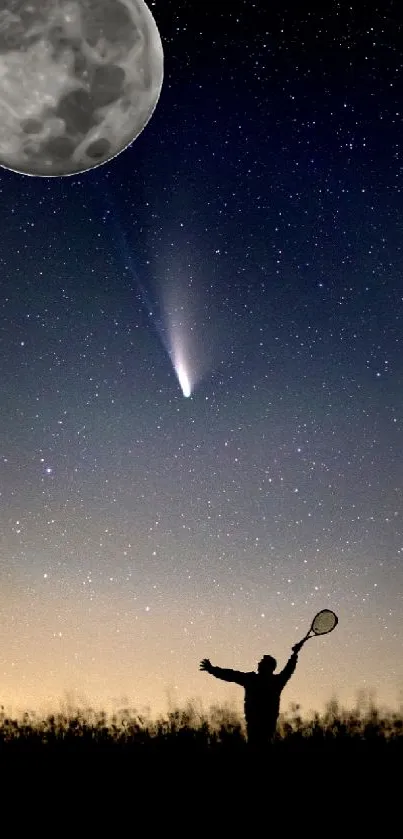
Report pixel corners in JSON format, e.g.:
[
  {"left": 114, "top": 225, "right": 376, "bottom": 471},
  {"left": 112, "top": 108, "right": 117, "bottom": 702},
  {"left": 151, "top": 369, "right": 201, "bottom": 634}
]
[
  {"left": 277, "top": 640, "right": 303, "bottom": 688},
  {"left": 200, "top": 658, "right": 247, "bottom": 686}
]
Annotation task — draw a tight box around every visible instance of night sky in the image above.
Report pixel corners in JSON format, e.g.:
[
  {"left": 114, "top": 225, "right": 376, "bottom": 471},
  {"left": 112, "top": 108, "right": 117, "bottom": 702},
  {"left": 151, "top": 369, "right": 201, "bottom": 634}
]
[{"left": 1, "top": 1, "right": 402, "bottom": 717}]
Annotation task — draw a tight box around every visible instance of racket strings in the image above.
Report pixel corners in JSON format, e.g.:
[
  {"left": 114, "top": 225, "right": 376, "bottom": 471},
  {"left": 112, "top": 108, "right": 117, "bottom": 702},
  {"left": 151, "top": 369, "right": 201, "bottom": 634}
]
[{"left": 312, "top": 609, "right": 338, "bottom": 635}]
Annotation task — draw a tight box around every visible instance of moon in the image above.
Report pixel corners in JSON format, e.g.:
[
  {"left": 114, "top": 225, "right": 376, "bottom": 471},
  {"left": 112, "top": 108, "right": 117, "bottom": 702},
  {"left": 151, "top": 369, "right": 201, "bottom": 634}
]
[{"left": 0, "top": 0, "right": 164, "bottom": 177}]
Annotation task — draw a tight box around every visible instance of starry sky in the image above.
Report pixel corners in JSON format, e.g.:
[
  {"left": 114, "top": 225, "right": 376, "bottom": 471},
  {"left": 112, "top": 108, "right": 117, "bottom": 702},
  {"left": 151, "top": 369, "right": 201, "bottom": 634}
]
[{"left": 0, "top": 0, "right": 402, "bottom": 717}]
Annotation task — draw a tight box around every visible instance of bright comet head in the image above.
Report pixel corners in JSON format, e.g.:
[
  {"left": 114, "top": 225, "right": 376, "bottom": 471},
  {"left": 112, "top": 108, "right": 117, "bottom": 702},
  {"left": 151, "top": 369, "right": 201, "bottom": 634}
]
[
  {"left": 176, "top": 361, "right": 192, "bottom": 398},
  {"left": 162, "top": 284, "right": 202, "bottom": 398}
]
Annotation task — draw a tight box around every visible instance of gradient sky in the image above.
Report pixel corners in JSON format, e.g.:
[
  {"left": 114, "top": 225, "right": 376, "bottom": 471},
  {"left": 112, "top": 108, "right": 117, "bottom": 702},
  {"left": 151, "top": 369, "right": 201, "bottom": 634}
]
[{"left": 0, "top": 1, "right": 402, "bottom": 718}]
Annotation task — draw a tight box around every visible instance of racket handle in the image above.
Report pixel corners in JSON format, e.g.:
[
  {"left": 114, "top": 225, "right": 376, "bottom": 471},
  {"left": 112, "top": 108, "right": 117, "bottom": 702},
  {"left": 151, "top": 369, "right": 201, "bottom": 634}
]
[{"left": 292, "top": 634, "right": 310, "bottom": 652}]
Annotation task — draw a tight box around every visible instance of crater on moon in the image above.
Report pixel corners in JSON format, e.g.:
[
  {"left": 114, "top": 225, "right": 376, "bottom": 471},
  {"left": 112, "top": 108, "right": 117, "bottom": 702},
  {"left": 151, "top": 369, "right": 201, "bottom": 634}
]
[{"left": 0, "top": 0, "right": 164, "bottom": 177}]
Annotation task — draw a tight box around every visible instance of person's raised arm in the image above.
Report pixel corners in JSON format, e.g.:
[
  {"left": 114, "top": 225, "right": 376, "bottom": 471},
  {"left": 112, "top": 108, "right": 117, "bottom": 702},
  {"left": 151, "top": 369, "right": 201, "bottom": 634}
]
[
  {"left": 277, "top": 641, "right": 303, "bottom": 689},
  {"left": 199, "top": 658, "right": 247, "bottom": 686}
]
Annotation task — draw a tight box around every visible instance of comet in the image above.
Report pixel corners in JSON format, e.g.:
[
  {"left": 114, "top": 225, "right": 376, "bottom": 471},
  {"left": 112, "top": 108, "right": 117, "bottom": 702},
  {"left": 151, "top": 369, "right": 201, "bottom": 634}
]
[
  {"left": 169, "top": 330, "right": 193, "bottom": 397},
  {"left": 104, "top": 192, "right": 205, "bottom": 398},
  {"left": 175, "top": 359, "right": 192, "bottom": 398}
]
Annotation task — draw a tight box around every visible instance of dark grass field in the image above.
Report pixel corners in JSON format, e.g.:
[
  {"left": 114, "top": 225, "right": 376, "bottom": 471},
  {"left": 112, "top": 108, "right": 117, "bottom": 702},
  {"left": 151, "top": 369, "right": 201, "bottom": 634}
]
[
  {"left": 0, "top": 704, "right": 400, "bottom": 832},
  {"left": 1, "top": 697, "right": 401, "bottom": 791}
]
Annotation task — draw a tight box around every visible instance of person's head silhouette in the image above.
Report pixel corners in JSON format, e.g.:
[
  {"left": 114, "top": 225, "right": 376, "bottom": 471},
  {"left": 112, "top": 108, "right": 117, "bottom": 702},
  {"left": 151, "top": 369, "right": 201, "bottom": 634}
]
[{"left": 257, "top": 654, "right": 277, "bottom": 675}]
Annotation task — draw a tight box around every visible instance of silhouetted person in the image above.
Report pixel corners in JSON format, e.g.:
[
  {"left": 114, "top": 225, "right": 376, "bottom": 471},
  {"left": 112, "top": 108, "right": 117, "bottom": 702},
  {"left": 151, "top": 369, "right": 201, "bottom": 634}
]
[{"left": 200, "top": 640, "right": 304, "bottom": 750}]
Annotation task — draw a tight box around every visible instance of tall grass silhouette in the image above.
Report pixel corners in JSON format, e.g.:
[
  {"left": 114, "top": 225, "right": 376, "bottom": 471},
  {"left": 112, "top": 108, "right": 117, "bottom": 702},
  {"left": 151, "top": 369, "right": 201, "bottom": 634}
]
[
  {"left": 0, "top": 694, "right": 401, "bottom": 763},
  {"left": 0, "top": 697, "right": 400, "bottom": 815}
]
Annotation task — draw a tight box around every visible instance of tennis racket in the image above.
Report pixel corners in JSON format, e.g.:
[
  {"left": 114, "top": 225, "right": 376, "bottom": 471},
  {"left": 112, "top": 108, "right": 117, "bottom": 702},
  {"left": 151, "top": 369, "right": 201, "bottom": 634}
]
[{"left": 293, "top": 609, "right": 338, "bottom": 651}]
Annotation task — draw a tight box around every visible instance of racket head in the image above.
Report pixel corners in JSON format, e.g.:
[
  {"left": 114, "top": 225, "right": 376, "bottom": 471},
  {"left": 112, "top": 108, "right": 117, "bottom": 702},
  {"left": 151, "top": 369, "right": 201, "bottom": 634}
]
[{"left": 311, "top": 609, "right": 338, "bottom": 635}]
